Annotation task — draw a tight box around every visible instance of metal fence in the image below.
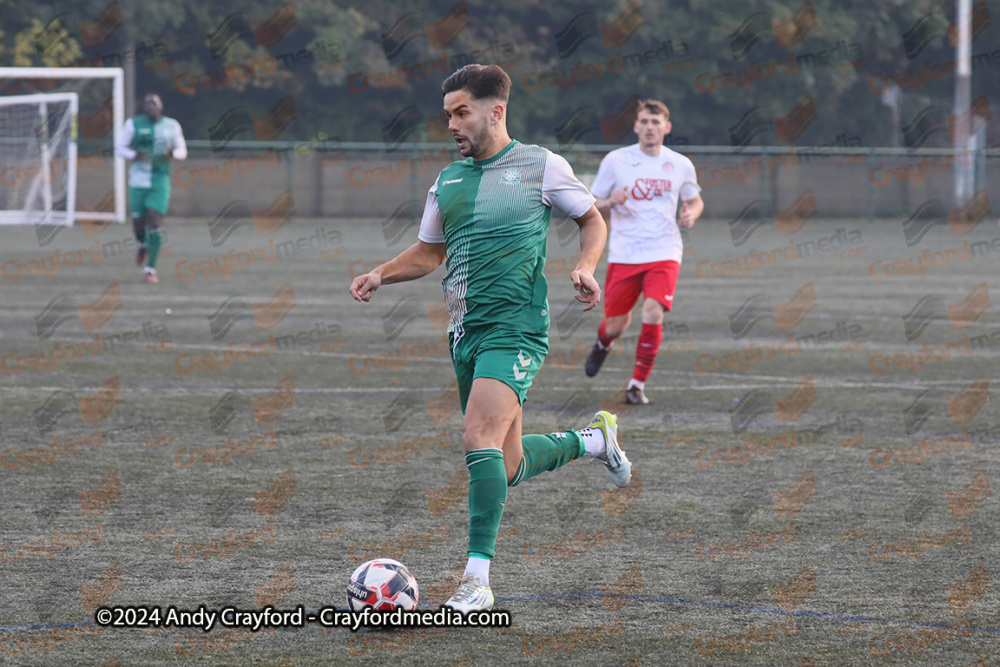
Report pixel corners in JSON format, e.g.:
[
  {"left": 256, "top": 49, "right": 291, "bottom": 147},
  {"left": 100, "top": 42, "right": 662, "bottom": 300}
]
[{"left": 68, "top": 140, "right": 1000, "bottom": 221}]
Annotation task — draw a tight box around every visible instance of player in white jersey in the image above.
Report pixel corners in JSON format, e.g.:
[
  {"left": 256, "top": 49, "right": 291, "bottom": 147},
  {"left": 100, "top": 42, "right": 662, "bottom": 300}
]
[{"left": 584, "top": 100, "right": 704, "bottom": 405}]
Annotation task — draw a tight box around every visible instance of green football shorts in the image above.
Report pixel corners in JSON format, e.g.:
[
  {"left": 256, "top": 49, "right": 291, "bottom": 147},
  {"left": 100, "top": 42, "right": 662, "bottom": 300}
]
[
  {"left": 449, "top": 327, "right": 549, "bottom": 413},
  {"left": 129, "top": 184, "right": 170, "bottom": 219}
]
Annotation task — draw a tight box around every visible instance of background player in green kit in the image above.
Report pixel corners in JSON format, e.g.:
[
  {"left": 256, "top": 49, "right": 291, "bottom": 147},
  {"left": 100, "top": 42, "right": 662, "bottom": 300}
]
[
  {"left": 349, "top": 65, "right": 633, "bottom": 613},
  {"left": 114, "top": 93, "right": 187, "bottom": 283}
]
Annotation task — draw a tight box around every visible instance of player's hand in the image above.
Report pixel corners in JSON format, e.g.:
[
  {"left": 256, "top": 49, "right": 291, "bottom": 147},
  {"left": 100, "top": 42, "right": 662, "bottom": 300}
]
[
  {"left": 350, "top": 272, "right": 381, "bottom": 302},
  {"left": 678, "top": 201, "right": 696, "bottom": 228},
  {"left": 133, "top": 150, "right": 147, "bottom": 161},
  {"left": 165, "top": 146, "right": 174, "bottom": 158},
  {"left": 609, "top": 188, "right": 629, "bottom": 207},
  {"left": 570, "top": 269, "right": 601, "bottom": 312}
]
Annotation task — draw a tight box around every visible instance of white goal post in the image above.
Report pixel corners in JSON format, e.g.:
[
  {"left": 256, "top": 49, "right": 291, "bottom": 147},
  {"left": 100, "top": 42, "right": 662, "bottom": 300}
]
[
  {"left": 0, "top": 67, "right": 125, "bottom": 225},
  {"left": 0, "top": 92, "right": 78, "bottom": 225}
]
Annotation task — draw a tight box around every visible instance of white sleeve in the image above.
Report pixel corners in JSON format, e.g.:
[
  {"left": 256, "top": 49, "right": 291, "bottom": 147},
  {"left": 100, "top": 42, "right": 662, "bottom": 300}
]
[
  {"left": 417, "top": 183, "right": 445, "bottom": 244},
  {"left": 679, "top": 157, "right": 702, "bottom": 201},
  {"left": 115, "top": 118, "right": 136, "bottom": 160},
  {"left": 589, "top": 152, "right": 617, "bottom": 199},
  {"left": 172, "top": 122, "right": 188, "bottom": 160},
  {"left": 541, "top": 152, "right": 596, "bottom": 219}
]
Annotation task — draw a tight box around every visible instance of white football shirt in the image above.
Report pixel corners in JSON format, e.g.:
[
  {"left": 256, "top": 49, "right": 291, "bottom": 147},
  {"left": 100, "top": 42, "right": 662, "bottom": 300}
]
[{"left": 590, "top": 144, "right": 700, "bottom": 264}]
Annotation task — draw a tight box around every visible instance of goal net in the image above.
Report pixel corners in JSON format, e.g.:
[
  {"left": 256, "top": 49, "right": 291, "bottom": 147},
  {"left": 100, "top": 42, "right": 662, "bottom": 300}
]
[
  {"left": 0, "top": 67, "right": 125, "bottom": 228},
  {"left": 0, "top": 93, "right": 77, "bottom": 225}
]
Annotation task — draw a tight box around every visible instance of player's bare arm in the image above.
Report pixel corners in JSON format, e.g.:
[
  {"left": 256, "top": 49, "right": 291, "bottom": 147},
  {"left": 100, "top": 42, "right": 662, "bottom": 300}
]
[
  {"left": 570, "top": 205, "right": 606, "bottom": 311},
  {"left": 349, "top": 240, "right": 446, "bottom": 302},
  {"left": 594, "top": 187, "right": 629, "bottom": 213},
  {"left": 678, "top": 193, "right": 704, "bottom": 229}
]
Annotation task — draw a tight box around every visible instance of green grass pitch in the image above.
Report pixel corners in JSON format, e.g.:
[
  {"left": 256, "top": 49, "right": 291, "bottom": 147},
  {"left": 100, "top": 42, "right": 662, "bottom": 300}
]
[{"left": 1, "top": 215, "right": 997, "bottom": 665}]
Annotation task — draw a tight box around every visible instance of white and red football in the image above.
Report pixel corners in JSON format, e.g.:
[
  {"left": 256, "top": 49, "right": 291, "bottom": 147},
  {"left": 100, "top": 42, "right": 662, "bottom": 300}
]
[{"left": 346, "top": 558, "right": 419, "bottom": 612}]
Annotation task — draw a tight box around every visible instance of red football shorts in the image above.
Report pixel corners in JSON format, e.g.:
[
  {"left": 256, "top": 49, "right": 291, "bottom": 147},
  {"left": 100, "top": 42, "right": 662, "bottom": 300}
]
[{"left": 603, "top": 260, "right": 681, "bottom": 318}]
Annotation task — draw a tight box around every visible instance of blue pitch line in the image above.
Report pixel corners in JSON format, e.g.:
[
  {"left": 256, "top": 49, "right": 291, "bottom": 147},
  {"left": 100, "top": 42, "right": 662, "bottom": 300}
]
[
  {"left": 4, "top": 596, "right": 998, "bottom": 635},
  {"left": 0, "top": 620, "right": 95, "bottom": 632},
  {"left": 495, "top": 592, "right": 1000, "bottom": 635}
]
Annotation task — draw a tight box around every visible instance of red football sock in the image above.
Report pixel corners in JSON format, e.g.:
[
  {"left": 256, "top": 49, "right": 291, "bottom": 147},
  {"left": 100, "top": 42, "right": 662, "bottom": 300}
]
[
  {"left": 597, "top": 320, "right": 615, "bottom": 348},
  {"left": 633, "top": 323, "right": 662, "bottom": 382}
]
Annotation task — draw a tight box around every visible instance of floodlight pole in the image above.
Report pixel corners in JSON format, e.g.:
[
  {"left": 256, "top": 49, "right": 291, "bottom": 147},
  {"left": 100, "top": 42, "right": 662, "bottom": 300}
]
[
  {"left": 954, "top": 0, "right": 972, "bottom": 207},
  {"left": 122, "top": 0, "right": 136, "bottom": 121}
]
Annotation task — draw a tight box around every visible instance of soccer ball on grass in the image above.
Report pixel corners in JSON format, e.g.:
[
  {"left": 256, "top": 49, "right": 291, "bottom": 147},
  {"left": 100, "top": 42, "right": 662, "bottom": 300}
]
[{"left": 346, "top": 558, "right": 419, "bottom": 611}]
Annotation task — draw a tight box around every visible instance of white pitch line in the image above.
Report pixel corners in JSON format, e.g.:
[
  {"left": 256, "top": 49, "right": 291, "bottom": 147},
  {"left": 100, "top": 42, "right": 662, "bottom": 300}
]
[
  {"left": 0, "top": 294, "right": 355, "bottom": 307},
  {"left": 3, "top": 377, "right": 997, "bottom": 395},
  {"left": 160, "top": 340, "right": 454, "bottom": 362},
  {"left": 0, "top": 337, "right": 455, "bottom": 362}
]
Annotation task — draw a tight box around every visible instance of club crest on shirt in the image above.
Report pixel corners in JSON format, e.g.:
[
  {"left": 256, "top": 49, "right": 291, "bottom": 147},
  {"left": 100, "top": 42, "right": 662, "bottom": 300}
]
[
  {"left": 662, "top": 162, "right": 673, "bottom": 172},
  {"left": 501, "top": 168, "right": 521, "bottom": 185}
]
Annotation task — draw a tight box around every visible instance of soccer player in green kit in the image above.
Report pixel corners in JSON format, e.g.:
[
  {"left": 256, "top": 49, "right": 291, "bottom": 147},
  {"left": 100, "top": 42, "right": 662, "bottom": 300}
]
[
  {"left": 115, "top": 93, "right": 187, "bottom": 283},
  {"left": 349, "top": 65, "right": 633, "bottom": 613}
]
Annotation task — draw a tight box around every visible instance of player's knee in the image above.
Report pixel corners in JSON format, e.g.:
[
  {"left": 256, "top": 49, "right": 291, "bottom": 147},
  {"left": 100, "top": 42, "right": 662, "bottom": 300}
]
[
  {"left": 642, "top": 300, "right": 666, "bottom": 323},
  {"left": 606, "top": 315, "right": 630, "bottom": 338},
  {"left": 463, "top": 429, "right": 491, "bottom": 452}
]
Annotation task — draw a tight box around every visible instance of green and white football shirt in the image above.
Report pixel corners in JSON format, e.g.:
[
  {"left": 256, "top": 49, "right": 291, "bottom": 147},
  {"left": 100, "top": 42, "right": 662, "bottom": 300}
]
[
  {"left": 115, "top": 115, "right": 187, "bottom": 189},
  {"left": 418, "top": 140, "right": 595, "bottom": 337}
]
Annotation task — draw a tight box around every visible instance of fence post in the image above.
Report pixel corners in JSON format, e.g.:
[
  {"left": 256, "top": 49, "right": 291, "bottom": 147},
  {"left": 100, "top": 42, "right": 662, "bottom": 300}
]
[
  {"left": 865, "top": 148, "right": 875, "bottom": 222},
  {"left": 411, "top": 149, "right": 419, "bottom": 213},
  {"left": 758, "top": 149, "right": 770, "bottom": 203},
  {"left": 314, "top": 150, "right": 323, "bottom": 218},
  {"left": 284, "top": 147, "right": 295, "bottom": 203},
  {"left": 769, "top": 148, "right": 779, "bottom": 208}
]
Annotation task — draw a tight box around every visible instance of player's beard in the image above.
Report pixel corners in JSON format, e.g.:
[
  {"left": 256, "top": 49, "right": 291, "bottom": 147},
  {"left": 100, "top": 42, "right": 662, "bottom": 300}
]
[{"left": 455, "top": 123, "right": 490, "bottom": 158}]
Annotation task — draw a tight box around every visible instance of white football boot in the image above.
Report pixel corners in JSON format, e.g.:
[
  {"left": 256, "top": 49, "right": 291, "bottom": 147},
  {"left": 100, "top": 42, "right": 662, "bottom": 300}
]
[
  {"left": 443, "top": 573, "right": 494, "bottom": 613},
  {"left": 587, "top": 411, "right": 632, "bottom": 488}
]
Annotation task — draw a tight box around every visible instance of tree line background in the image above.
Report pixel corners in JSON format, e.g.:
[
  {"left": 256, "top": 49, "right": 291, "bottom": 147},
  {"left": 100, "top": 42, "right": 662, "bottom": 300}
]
[{"left": 1, "top": 0, "right": 997, "bottom": 150}]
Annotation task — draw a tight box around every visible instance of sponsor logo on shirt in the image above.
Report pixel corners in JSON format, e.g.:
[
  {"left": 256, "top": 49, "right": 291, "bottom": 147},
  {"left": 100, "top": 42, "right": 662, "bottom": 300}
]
[
  {"left": 630, "top": 177, "right": 671, "bottom": 200},
  {"left": 442, "top": 178, "right": 463, "bottom": 185}
]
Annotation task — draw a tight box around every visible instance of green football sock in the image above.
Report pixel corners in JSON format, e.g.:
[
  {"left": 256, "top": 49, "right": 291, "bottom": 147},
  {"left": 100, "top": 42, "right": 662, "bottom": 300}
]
[
  {"left": 509, "top": 430, "right": 583, "bottom": 487},
  {"left": 466, "top": 448, "right": 506, "bottom": 560},
  {"left": 145, "top": 229, "right": 162, "bottom": 268}
]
